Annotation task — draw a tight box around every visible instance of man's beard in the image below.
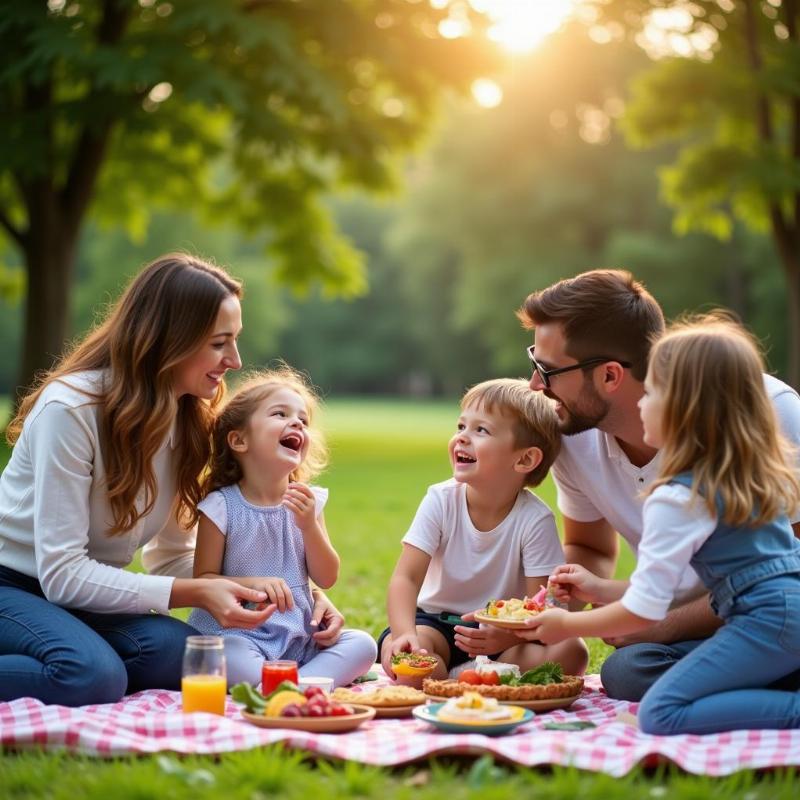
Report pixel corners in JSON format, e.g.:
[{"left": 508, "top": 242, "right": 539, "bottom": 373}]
[{"left": 546, "top": 383, "right": 610, "bottom": 436}]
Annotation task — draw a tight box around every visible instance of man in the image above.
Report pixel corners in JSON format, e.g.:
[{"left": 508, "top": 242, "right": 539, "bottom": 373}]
[{"left": 518, "top": 269, "right": 800, "bottom": 701}]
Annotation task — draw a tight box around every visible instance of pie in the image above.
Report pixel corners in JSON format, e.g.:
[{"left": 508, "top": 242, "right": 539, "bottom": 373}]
[
  {"left": 331, "top": 685, "right": 427, "bottom": 708},
  {"left": 423, "top": 675, "right": 584, "bottom": 701}
]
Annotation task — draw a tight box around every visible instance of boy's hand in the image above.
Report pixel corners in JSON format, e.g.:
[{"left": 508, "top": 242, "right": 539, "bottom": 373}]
[
  {"left": 548, "top": 564, "right": 605, "bottom": 605},
  {"left": 382, "top": 633, "right": 425, "bottom": 679},
  {"left": 282, "top": 482, "right": 317, "bottom": 532},
  {"left": 515, "top": 608, "right": 571, "bottom": 645},
  {"left": 260, "top": 577, "right": 294, "bottom": 613},
  {"left": 454, "top": 611, "right": 519, "bottom": 656}
]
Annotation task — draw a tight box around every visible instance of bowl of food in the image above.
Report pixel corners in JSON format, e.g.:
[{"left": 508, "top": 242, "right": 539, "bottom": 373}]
[{"left": 391, "top": 652, "right": 439, "bottom": 687}]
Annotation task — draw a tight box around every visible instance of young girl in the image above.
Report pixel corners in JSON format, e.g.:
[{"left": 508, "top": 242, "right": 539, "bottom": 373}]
[
  {"left": 519, "top": 314, "right": 800, "bottom": 735},
  {"left": 188, "top": 367, "right": 377, "bottom": 688}
]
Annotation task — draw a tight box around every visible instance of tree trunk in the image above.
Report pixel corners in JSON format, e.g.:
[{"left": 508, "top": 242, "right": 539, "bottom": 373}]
[
  {"left": 784, "top": 254, "right": 800, "bottom": 390},
  {"left": 16, "top": 213, "right": 78, "bottom": 401}
]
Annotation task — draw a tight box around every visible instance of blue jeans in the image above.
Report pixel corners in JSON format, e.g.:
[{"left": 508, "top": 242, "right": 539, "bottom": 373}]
[
  {"left": 635, "top": 579, "right": 800, "bottom": 735},
  {"left": 0, "top": 565, "right": 198, "bottom": 706}
]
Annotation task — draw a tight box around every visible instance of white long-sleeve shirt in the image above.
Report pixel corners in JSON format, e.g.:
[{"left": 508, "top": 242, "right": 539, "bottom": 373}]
[{"left": 0, "top": 370, "right": 196, "bottom": 614}]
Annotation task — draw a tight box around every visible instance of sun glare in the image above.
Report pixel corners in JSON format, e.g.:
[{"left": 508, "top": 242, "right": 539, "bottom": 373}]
[{"left": 471, "top": 0, "right": 577, "bottom": 54}]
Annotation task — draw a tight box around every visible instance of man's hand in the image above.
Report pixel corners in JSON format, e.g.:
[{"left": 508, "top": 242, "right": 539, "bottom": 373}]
[
  {"left": 454, "top": 612, "right": 519, "bottom": 656},
  {"left": 309, "top": 591, "right": 344, "bottom": 647},
  {"left": 515, "top": 608, "right": 572, "bottom": 645}
]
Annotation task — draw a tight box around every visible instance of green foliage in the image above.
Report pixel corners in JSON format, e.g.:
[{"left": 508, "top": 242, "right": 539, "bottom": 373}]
[{"left": 0, "top": 0, "right": 494, "bottom": 296}]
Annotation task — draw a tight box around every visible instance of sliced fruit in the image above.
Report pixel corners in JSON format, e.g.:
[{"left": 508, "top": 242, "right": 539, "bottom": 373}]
[{"left": 265, "top": 690, "right": 307, "bottom": 717}]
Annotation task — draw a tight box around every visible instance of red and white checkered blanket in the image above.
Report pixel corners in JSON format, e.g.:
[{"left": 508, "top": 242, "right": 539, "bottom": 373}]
[{"left": 2, "top": 674, "right": 800, "bottom": 775}]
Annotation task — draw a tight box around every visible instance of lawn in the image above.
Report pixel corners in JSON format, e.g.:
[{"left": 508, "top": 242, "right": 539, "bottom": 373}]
[{"left": 0, "top": 398, "right": 794, "bottom": 796}]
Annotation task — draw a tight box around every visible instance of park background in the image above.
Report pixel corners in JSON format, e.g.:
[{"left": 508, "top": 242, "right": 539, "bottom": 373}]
[{"left": 2, "top": 1, "right": 800, "bottom": 795}]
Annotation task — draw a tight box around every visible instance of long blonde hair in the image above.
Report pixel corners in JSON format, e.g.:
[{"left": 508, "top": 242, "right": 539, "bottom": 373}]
[
  {"left": 647, "top": 313, "right": 800, "bottom": 527},
  {"left": 198, "top": 366, "right": 328, "bottom": 519},
  {"left": 8, "top": 253, "right": 242, "bottom": 534}
]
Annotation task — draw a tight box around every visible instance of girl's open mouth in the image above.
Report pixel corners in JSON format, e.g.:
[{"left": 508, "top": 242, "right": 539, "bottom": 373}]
[{"left": 279, "top": 432, "right": 303, "bottom": 452}]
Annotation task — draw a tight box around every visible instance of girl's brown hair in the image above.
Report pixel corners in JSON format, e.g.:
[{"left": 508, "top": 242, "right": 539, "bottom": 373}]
[
  {"left": 647, "top": 313, "right": 800, "bottom": 527},
  {"left": 7, "top": 253, "right": 242, "bottom": 534},
  {"left": 200, "top": 366, "right": 328, "bottom": 512}
]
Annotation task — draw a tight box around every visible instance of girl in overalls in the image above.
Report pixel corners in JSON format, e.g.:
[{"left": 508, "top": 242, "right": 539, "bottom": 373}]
[
  {"left": 188, "top": 366, "right": 376, "bottom": 688},
  {"left": 517, "top": 313, "right": 800, "bottom": 734}
]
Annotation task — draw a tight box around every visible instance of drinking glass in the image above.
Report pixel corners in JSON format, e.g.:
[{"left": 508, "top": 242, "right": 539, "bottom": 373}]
[
  {"left": 181, "top": 635, "right": 227, "bottom": 714},
  {"left": 261, "top": 659, "right": 299, "bottom": 694}
]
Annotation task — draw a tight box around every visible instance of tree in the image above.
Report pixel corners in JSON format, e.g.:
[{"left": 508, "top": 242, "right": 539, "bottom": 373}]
[
  {"left": 386, "top": 22, "right": 778, "bottom": 386},
  {"left": 0, "top": 0, "right": 492, "bottom": 396},
  {"left": 593, "top": 0, "right": 800, "bottom": 385}
]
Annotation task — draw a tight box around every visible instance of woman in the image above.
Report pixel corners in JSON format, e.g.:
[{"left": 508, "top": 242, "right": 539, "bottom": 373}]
[{"left": 0, "top": 253, "right": 344, "bottom": 706}]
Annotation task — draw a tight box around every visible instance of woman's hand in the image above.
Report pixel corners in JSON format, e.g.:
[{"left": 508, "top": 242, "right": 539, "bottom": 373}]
[
  {"left": 454, "top": 611, "right": 519, "bottom": 656},
  {"left": 282, "top": 482, "right": 318, "bottom": 532},
  {"left": 548, "top": 563, "right": 608, "bottom": 606},
  {"left": 309, "top": 590, "right": 345, "bottom": 647},
  {"left": 194, "top": 578, "right": 277, "bottom": 629}
]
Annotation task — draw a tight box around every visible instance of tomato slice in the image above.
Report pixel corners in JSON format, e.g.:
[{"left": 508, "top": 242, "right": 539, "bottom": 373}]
[
  {"left": 480, "top": 670, "right": 500, "bottom": 686},
  {"left": 457, "top": 669, "right": 482, "bottom": 685}
]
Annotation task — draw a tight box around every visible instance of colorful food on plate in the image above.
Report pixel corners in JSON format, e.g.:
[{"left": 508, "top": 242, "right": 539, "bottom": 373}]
[
  {"left": 436, "top": 691, "right": 524, "bottom": 723},
  {"left": 424, "top": 661, "right": 584, "bottom": 702},
  {"left": 390, "top": 652, "right": 439, "bottom": 677},
  {"left": 332, "top": 685, "right": 426, "bottom": 708},
  {"left": 231, "top": 681, "right": 354, "bottom": 718}
]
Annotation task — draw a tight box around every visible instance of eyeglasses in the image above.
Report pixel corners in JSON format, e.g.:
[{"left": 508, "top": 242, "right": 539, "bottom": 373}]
[{"left": 526, "top": 345, "right": 632, "bottom": 389}]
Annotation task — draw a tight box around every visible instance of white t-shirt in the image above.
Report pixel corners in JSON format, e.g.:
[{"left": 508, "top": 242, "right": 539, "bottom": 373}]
[
  {"left": 621, "top": 484, "right": 716, "bottom": 620},
  {"left": 402, "top": 478, "right": 564, "bottom": 615},
  {"left": 553, "top": 373, "right": 800, "bottom": 605}
]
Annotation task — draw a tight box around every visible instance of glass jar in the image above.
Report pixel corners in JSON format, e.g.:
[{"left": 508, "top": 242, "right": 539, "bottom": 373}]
[{"left": 181, "top": 635, "right": 226, "bottom": 715}]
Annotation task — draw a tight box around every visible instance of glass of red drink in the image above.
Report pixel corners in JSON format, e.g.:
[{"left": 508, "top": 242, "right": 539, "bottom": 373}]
[{"left": 261, "top": 659, "right": 299, "bottom": 694}]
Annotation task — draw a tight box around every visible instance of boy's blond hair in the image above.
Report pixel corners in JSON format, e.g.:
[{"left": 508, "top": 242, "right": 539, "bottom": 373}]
[
  {"left": 461, "top": 378, "right": 561, "bottom": 487},
  {"left": 647, "top": 313, "right": 800, "bottom": 527}
]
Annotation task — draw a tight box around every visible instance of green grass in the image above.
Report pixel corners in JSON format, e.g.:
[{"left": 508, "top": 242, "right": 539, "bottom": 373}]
[{"left": 0, "top": 398, "right": 786, "bottom": 793}]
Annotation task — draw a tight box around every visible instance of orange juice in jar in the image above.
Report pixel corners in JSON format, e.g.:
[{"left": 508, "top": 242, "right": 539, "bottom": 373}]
[{"left": 182, "top": 635, "right": 226, "bottom": 715}]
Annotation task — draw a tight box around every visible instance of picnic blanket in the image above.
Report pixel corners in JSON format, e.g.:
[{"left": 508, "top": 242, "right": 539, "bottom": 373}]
[{"left": 2, "top": 672, "right": 800, "bottom": 776}]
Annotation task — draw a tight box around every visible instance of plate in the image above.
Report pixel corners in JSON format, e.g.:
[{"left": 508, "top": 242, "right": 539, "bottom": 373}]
[
  {"left": 413, "top": 702, "right": 533, "bottom": 735},
  {"left": 473, "top": 612, "right": 535, "bottom": 629},
  {"left": 241, "top": 703, "right": 376, "bottom": 732},
  {"left": 372, "top": 703, "right": 424, "bottom": 719},
  {"left": 425, "top": 692, "right": 581, "bottom": 712}
]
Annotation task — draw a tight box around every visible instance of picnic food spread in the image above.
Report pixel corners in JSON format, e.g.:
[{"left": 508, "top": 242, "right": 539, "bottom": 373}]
[
  {"left": 436, "top": 691, "right": 518, "bottom": 723},
  {"left": 332, "top": 685, "right": 426, "bottom": 708},
  {"left": 390, "top": 652, "right": 438, "bottom": 677},
  {"left": 232, "top": 681, "right": 355, "bottom": 718},
  {"left": 424, "top": 661, "right": 584, "bottom": 701}
]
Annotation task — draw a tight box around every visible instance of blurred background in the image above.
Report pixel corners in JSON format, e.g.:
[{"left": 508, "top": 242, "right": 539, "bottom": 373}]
[{"left": 2, "top": 0, "right": 799, "bottom": 400}]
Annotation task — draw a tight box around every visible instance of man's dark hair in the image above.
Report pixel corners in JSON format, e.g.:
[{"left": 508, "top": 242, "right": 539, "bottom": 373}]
[{"left": 517, "top": 269, "right": 665, "bottom": 381}]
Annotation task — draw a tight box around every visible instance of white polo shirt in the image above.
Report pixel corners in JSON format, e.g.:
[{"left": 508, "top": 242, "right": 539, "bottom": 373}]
[
  {"left": 0, "top": 370, "right": 196, "bottom": 614},
  {"left": 553, "top": 374, "right": 800, "bottom": 605}
]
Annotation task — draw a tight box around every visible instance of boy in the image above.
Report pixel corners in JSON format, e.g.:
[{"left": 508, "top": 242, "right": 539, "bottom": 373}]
[{"left": 378, "top": 378, "right": 588, "bottom": 679}]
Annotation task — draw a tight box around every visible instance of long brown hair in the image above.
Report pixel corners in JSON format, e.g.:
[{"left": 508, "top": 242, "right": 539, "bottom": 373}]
[
  {"left": 518, "top": 269, "right": 664, "bottom": 381},
  {"left": 198, "top": 366, "right": 328, "bottom": 520},
  {"left": 8, "top": 253, "right": 242, "bottom": 534},
  {"left": 647, "top": 313, "right": 800, "bottom": 527}
]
